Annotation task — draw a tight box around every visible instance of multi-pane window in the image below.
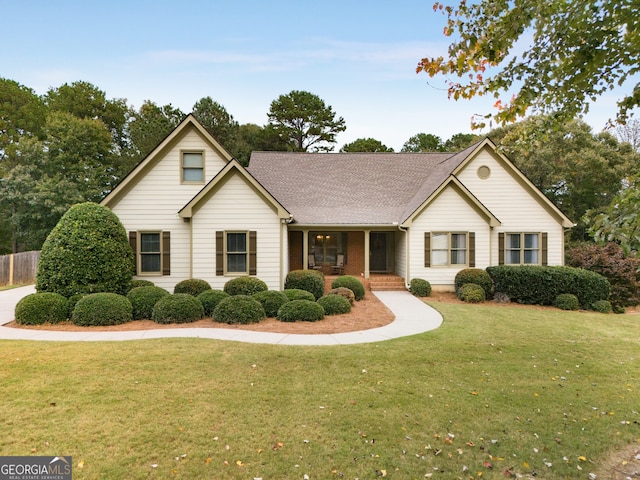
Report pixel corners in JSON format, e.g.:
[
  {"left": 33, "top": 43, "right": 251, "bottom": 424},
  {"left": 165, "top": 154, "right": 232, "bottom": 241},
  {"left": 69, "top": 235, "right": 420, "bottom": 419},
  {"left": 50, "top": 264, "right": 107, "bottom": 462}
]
[
  {"left": 140, "top": 232, "right": 161, "bottom": 273},
  {"left": 182, "top": 152, "right": 204, "bottom": 182},
  {"left": 505, "top": 233, "right": 540, "bottom": 264},
  {"left": 226, "top": 232, "right": 248, "bottom": 273},
  {"left": 431, "top": 232, "right": 467, "bottom": 266},
  {"left": 309, "top": 232, "right": 346, "bottom": 265}
]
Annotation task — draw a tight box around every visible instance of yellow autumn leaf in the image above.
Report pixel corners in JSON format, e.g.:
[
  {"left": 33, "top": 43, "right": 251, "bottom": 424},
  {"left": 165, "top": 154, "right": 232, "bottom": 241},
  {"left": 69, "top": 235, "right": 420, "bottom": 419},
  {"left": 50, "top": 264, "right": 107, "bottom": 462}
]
[
  {"left": 578, "top": 455, "right": 587, "bottom": 462},
  {"left": 77, "top": 461, "right": 84, "bottom": 469},
  {"left": 236, "top": 460, "right": 244, "bottom": 467}
]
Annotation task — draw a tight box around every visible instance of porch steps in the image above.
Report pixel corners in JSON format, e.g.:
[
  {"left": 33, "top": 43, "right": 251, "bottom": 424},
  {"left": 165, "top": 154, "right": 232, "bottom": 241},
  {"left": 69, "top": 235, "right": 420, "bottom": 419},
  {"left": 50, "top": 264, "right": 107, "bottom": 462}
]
[{"left": 368, "top": 275, "right": 406, "bottom": 291}]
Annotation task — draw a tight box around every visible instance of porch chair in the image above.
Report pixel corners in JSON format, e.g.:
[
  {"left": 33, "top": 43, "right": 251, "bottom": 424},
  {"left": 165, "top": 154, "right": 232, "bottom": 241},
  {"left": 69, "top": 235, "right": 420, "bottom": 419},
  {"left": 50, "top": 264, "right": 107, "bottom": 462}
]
[
  {"left": 331, "top": 254, "right": 345, "bottom": 275},
  {"left": 308, "top": 254, "right": 322, "bottom": 271}
]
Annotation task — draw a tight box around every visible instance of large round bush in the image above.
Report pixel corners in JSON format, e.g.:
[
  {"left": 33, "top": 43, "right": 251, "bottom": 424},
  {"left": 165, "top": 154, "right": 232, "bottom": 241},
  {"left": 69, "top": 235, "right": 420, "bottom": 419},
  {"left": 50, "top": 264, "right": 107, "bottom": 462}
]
[
  {"left": 223, "top": 276, "right": 268, "bottom": 296},
  {"left": 198, "top": 290, "right": 230, "bottom": 317},
  {"left": 36, "top": 202, "right": 134, "bottom": 297},
  {"left": 212, "top": 295, "right": 266, "bottom": 324},
  {"left": 409, "top": 278, "right": 431, "bottom": 297},
  {"left": 174, "top": 278, "right": 211, "bottom": 297},
  {"left": 283, "top": 289, "right": 316, "bottom": 302},
  {"left": 252, "top": 290, "right": 289, "bottom": 317},
  {"left": 152, "top": 294, "right": 204, "bottom": 324},
  {"left": 15, "top": 292, "right": 68, "bottom": 325},
  {"left": 455, "top": 268, "right": 493, "bottom": 298},
  {"left": 127, "top": 286, "right": 170, "bottom": 320},
  {"left": 72, "top": 293, "right": 133, "bottom": 326},
  {"left": 284, "top": 270, "right": 325, "bottom": 300},
  {"left": 317, "top": 294, "right": 351, "bottom": 315},
  {"left": 331, "top": 275, "right": 365, "bottom": 301},
  {"left": 457, "top": 283, "right": 486, "bottom": 303},
  {"left": 277, "top": 300, "right": 325, "bottom": 322}
]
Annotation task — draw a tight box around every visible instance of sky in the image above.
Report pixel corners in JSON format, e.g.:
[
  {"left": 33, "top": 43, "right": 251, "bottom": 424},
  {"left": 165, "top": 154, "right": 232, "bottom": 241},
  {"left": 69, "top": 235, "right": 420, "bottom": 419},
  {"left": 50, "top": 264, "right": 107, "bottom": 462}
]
[{"left": 1, "top": 0, "right": 630, "bottom": 151}]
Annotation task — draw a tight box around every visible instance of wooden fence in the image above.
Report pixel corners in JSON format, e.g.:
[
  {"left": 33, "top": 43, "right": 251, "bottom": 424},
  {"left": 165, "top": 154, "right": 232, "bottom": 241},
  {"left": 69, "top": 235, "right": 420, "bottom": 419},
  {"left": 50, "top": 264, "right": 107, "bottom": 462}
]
[{"left": 0, "top": 251, "right": 40, "bottom": 286}]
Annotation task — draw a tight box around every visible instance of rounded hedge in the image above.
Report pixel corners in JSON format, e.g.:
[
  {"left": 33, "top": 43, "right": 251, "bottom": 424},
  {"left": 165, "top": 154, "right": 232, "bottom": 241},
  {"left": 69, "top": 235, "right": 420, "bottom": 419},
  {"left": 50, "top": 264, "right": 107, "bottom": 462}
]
[
  {"left": 409, "top": 278, "right": 432, "bottom": 297},
  {"left": 198, "top": 290, "right": 230, "bottom": 317},
  {"left": 284, "top": 270, "right": 325, "bottom": 300},
  {"left": 455, "top": 268, "right": 493, "bottom": 298},
  {"left": 223, "top": 276, "right": 268, "bottom": 296},
  {"left": 127, "top": 286, "right": 170, "bottom": 320},
  {"left": 591, "top": 299, "right": 612, "bottom": 313},
  {"left": 554, "top": 293, "right": 580, "bottom": 311},
  {"left": 15, "top": 292, "right": 69, "bottom": 325},
  {"left": 331, "top": 275, "right": 365, "bottom": 301},
  {"left": 67, "top": 293, "right": 87, "bottom": 317},
  {"left": 328, "top": 287, "right": 355, "bottom": 304},
  {"left": 212, "top": 295, "right": 266, "bottom": 324},
  {"left": 36, "top": 202, "right": 134, "bottom": 297},
  {"left": 129, "top": 279, "right": 155, "bottom": 291},
  {"left": 152, "top": 294, "right": 204, "bottom": 324},
  {"left": 283, "top": 288, "right": 316, "bottom": 302},
  {"left": 72, "top": 293, "right": 133, "bottom": 326},
  {"left": 174, "top": 278, "right": 212, "bottom": 297},
  {"left": 252, "top": 290, "right": 290, "bottom": 317},
  {"left": 457, "top": 283, "right": 486, "bottom": 303},
  {"left": 277, "top": 299, "right": 325, "bottom": 322},
  {"left": 317, "top": 294, "right": 351, "bottom": 315}
]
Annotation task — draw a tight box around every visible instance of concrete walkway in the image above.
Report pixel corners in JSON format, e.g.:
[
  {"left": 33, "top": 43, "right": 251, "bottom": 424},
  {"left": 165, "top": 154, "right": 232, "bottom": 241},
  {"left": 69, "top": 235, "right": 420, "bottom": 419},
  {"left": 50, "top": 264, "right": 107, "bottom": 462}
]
[{"left": 0, "top": 285, "right": 443, "bottom": 345}]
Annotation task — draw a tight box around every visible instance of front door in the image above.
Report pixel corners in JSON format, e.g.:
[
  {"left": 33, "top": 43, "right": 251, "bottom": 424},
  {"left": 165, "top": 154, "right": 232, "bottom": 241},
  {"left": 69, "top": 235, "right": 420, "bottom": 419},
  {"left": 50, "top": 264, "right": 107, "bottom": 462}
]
[{"left": 370, "top": 232, "right": 387, "bottom": 272}]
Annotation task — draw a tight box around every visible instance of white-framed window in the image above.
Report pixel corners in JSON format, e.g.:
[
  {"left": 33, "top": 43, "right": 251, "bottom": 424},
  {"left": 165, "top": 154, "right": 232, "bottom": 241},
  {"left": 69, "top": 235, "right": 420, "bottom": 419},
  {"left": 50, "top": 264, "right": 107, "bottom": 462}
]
[
  {"left": 505, "top": 233, "right": 540, "bottom": 265},
  {"left": 139, "top": 232, "right": 161, "bottom": 273},
  {"left": 431, "top": 232, "right": 468, "bottom": 266},
  {"left": 225, "top": 231, "right": 249, "bottom": 274},
  {"left": 182, "top": 151, "right": 204, "bottom": 183}
]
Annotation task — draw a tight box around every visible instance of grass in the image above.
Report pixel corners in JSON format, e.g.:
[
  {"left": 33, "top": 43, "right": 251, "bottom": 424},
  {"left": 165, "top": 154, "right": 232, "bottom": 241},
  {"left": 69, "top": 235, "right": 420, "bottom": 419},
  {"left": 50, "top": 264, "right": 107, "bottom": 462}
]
[{"left": 1, "top": 302, "right": 639, "bottom": 479}]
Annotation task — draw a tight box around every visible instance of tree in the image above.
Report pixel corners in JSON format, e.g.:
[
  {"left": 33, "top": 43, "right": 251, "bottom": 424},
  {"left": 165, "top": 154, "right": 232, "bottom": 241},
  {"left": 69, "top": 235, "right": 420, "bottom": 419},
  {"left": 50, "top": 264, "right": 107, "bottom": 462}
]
[
  {"left": 443, "top": 133, "right": 482, "bottom": 151},
  {"left": 616, "top": 119, "right": 640, "bottom": 152},
  {"left": 417, "top": 0, "right": 639, "bottom": 128},
  {"left": 192, "top": 97, "right": 239, "bottom": 153},
  {"left": 267, "top": 90, "right": 346, "bottom": 152},
  {"left": 401, "top": 133, "right": 444, "bottom": 152},
  {"left": 340, "top": 138, "right": 393, "bottom": 152},
  {"left": 128, "top": 101, "right": 184, "bottom": 161}
]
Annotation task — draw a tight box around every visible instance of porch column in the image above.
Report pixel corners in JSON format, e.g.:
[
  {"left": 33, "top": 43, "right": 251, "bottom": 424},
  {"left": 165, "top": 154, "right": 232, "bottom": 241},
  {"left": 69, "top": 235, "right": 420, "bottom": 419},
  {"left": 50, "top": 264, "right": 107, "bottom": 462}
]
[
  {"left": 364, "top": 229, "right": 370, "bottom": 279},
  {"left": 302, "top": 230, "right": 309, "bottom": 269}
]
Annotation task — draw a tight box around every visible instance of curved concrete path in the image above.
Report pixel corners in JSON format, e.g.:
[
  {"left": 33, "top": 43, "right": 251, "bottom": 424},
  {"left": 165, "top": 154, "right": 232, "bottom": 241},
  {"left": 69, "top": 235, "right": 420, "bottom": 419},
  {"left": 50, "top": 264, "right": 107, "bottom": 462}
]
[{"left": 0, "top": 285, "right": 442, "bottom": 345}]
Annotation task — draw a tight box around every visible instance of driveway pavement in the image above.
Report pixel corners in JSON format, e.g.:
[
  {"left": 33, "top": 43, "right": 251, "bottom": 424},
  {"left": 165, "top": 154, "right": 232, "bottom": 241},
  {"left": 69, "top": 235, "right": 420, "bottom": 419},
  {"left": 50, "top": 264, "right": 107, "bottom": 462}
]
[{"left": 0, "top": 285, "right": 443, "bottom": 345}]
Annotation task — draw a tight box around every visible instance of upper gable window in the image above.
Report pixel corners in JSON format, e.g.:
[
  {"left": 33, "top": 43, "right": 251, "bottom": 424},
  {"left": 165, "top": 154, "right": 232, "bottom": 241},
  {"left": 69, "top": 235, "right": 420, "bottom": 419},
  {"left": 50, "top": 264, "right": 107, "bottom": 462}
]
[{"left": 182, "top": 151, "right": 204, "bottom": 183}]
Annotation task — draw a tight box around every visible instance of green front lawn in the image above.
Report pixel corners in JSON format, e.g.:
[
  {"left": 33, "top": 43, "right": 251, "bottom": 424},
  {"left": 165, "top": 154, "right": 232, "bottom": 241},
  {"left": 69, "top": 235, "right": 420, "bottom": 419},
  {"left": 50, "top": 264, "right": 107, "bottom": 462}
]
[{"left": 1, "top": 302, "right": 638, "bottom": 479}]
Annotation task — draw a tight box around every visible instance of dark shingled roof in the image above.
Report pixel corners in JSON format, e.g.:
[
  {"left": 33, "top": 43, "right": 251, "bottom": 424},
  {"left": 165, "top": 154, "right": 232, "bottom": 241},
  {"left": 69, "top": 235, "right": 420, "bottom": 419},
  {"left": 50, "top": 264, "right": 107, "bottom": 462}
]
[{"left": 247, "top": 142, "right": 481, "bottom": 225}]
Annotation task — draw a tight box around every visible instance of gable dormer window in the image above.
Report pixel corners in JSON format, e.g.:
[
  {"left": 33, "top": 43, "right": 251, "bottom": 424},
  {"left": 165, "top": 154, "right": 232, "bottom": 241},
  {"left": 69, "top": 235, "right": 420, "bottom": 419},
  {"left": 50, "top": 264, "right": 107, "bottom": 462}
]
[{"left": 182, "top": 151, "right": 204, "bottom": 183}]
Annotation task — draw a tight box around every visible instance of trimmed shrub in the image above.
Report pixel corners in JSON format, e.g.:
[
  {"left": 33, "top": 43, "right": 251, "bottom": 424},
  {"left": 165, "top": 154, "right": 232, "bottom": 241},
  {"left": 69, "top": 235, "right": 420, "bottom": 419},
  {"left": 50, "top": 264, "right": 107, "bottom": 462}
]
[
  {"left": 212, "top": 295, "right": 265, "bottom": 324},
  {"left": 36, "top": 202, "right": 134, "bottom": 297},
  {"left": 223, "top": 276, "right": 268, "bottom": 296},
  {"left": 613, "top": 304, "right": 626, "bottom": 314},
  {"left": 15, "top": 292, "right": 68, "bottom": 325},
  {"left": 409, "top": 278, "right": 432, "bottom": 297},
  {"left": 252, "top": 290, "right": 289, "bottom": 317},
  {"left": 328, "top": 287, "right": 355, "bottom": 304},
  {"left": 174, "top": 278, "right": 212, "bottom": 297},
  {"left": 591, "top": 299, "right": 612, "bottom": 314},
  {"left": 198, "top": 290, "right": 230, "bottom": 317},
  {"left": 457, "top": 283, "right": 486, "bottom": 303},
  {"left": 127, "top": 286, "right": 170, "bottom": 320},
  {"left": 486, "top": 265, "right": 610, "bottom": 308},
  {"left": 554, "top": 293, "right": 580, "bottom": 311},
  {"left": 455, "top": 268, "right": 493, "bottom": 298},
  {"left": 317, "top": 294, "right": 351, "bottom": 315},
  {"left": 331, "top": 275, "right": 365, "bottom": 301},
  {"left": 283, "top": 289, "right": 316, "bottom": 302},
  {"left": 67, "top": 293, "right": 87, "bottom": 317},
  {"left": 152, "top": 294, "right": 204, "bottom": 324},
  {"left": 277, "top": 300, "right": 325, "bottom": 322},
  {"left": 129, "top": 279, "right": 155, "bottom": 290},
  {"left": 284, "top": 269, "right": 325, "bottom": 300},
  {"left": 72, "top": 293, "right": 133, "bottom": 326}
]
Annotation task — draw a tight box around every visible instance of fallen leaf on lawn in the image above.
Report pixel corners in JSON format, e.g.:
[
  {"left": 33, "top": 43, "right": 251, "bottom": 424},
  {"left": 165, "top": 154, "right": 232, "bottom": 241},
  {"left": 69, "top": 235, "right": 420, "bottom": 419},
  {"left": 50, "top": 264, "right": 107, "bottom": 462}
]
[
  {"left": 151, "top": 464, "right": 158, "bottom": 469},
  {"left": 578, "top": 455, "right": 587, "bottom": 462},
  {"left": 205, "top": 458, "right": 211, "bottom": 464},
  {"left": 77, "top": 461, "right": 84, "bottom": 469},
  {"left": 236, "top": 460, "right": 244, "bottom": 467}
]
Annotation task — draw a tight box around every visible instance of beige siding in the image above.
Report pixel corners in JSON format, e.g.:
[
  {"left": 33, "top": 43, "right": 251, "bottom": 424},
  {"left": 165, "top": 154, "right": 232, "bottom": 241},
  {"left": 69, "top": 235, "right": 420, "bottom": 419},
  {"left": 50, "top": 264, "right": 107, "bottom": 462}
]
[
  {"left": 410, "top": 187, "right": 491, "bottom": 290},
  {"left": 191, "top": 174, "right": 282, "bottom": 290},
  {"left": 394, "top": 229, "right": 407, "bottom": 280}
]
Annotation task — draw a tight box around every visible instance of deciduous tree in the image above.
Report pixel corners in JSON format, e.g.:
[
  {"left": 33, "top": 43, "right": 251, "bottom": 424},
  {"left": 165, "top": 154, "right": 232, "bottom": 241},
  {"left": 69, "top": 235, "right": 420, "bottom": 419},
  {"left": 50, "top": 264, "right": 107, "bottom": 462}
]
[{"left": 340, "top": 138, "right": 393, "bottom": 152}]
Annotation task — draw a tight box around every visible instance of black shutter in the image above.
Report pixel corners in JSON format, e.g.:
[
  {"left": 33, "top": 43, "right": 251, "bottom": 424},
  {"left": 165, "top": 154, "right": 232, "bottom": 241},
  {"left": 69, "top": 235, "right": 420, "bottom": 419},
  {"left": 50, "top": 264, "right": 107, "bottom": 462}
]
[
  {"left": 468, "top": 232, "right": 475, "bottom": 267},
  {"left": 498, "top": 232, "right": 505, "bottom": 265},
  {"left": 216, "top": 231, "right": 224, "bottom": 276},
  {"left": 162, "top": 231, "right": 171, "bottom": 276},
  {"left": 424, "top": 232, "right": 431, "bottom": 267},
  {"left": 541, "top": 232, "right": 548, "bottom": 266},
  {"left": 249, "top": 231, "right": 257, "bottom": 275},
  {"left": 129, "top": 231, "right": 138, "bottom": 275}
]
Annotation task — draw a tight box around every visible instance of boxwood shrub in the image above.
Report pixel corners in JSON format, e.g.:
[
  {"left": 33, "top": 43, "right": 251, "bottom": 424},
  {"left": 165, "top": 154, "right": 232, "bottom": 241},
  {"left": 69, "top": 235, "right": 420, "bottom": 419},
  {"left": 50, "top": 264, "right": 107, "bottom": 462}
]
[
  {"left": 409, "top": 278, "right": 431, "bottom": 297},
  {"left": 331, "top": 275, "right": 365, "bottom": 301},
  {"left": 486, "top": 265, "right": 610, "bottom": 308},
  {"left": 283, "top": 288, "right": 316, "bottom": 302},
  {"left": 212, "top": 295, "right": 266, "bottom": 324},
  {"left": 15, "top": 292, "right": 69, "bottom": 325},
  {"left": 198, "top": 290, "right": 230, "bottom": 317},
  {"left": 328, "top": 287, "right": 355, "bottom": 304},
  {"left": 284, "top": 269, "right": 325, "bottom": 300},
  {"left": 127, "top": 286, "right": 170, "bottom": 320},
  {"left": 152, "top": 293, "right": 204, "bottom": 324},
  {"left": 317, "top": 294, "right": 351, "bottom": 315},
  {"left": 277, "top": 300, "right": 325, "bottom": 322},
  {"left": 129, "top": 279, "right": 155, "bottom": 291},
  {"left": 252, "top": 290, "right": 289, "bottom": 317},
  {"left": 591, "top": 299, "right": 612, "bottom": 313},
  {"left": 223, "top": 276, "right": 268, "bottom": 296},
  {"left": 457, "top": 283, "right": 486, "bottom": 303},
  {"left": 72, "top": 293, "right": 133, "bottom": 326},
  {"left": 67, "top": 293, "right": 87, "bottom": 318},
  {"left": 174, "top": 278, "right": 212, "bottom": 297},
  {"left": 455, "top": 268, "right": 493, "bottom": 298},
  {"left": 554, "top": 293, "right": 580, "bottom": 311}
]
